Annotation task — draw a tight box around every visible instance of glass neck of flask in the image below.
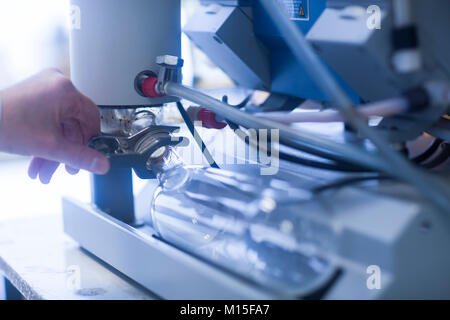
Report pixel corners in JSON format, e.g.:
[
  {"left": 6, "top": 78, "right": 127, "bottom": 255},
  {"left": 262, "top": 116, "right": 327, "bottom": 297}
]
[{"left": 147, "top": 147, "right": 189, "bottom": 189}]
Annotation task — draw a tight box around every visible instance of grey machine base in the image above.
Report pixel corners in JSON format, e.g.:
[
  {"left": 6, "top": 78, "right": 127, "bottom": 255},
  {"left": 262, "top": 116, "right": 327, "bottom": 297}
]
[
  {"left": 63, "top": 179, "right": 450, "bottom": 300},
  {"left": 62, "top": 198, "right": 281, "bottom": 299}
]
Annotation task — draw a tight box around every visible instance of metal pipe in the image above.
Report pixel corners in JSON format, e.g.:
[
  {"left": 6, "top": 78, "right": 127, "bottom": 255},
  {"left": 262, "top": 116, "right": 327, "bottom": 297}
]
[
  {"left": 259, "top": 0, "right": 449, "bottom": 214},
  {"left": 165, "top": 82, "right": 387, "bottom": 171},
  {"left": 165, "top": 82, "right": 450, "bottom": 213}
]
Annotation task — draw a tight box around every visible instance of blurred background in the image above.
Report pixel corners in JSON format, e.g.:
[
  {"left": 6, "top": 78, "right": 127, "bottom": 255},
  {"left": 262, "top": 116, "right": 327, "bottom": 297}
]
[
  {"left": 0, "top": 0, "right": 76, "bottom": 223},
  {"left": 0, "top": 0, "right": 232, "bottom": 222}
]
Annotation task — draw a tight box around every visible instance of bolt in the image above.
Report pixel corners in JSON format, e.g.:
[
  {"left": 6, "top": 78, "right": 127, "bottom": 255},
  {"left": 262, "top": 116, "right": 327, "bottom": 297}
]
[{"left": 156, "top": 55, "right": 184, "bottom": 68}]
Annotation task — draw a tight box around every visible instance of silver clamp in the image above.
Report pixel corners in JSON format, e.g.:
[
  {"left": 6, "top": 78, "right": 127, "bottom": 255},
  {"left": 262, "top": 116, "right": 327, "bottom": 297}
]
[{"left": 155, "top": 55, "right": 184, "bottom": 96}]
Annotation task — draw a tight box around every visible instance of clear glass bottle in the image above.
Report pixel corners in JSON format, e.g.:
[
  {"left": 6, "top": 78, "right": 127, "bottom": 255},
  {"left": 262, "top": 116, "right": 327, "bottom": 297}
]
[{"left": 149, "top": 148, "right": 337, "bottom": 297}]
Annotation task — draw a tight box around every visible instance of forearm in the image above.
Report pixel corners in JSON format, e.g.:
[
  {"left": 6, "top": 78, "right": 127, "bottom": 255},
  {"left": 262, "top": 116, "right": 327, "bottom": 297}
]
[{"left": 0, "top": 88, "right": 28, "bottom": 155}]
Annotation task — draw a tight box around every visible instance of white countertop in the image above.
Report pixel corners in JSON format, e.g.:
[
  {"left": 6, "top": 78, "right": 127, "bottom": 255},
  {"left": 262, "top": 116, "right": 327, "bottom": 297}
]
[
  {"left": 0, "top": 215, "right": 157, "bottom": 300},
  {"left": 0, "top": 158, "right": 156, "bottom": 299}
]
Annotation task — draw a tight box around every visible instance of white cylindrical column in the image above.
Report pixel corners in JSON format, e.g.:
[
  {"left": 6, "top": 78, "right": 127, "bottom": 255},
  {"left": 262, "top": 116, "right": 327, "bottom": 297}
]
[{"left": 70, "top": 0, "right": 181, "bottom": 107}]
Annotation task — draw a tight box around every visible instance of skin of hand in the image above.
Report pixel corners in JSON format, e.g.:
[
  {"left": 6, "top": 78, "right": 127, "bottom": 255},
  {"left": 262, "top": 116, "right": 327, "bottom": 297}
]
[{"left": 0, "top": 69, "right": 110, "bottom": 184}]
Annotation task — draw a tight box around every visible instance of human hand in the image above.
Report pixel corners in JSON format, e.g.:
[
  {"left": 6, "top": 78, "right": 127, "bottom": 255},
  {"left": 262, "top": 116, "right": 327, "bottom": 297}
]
[{"left": 0, "top": 69, "right": 110, "bottom": 183}]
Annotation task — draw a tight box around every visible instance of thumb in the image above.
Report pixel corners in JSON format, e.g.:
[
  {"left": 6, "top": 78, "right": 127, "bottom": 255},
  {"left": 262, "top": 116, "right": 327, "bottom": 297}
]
[{"left": 54, "top": 142, "right": 110, "bottom": 175}]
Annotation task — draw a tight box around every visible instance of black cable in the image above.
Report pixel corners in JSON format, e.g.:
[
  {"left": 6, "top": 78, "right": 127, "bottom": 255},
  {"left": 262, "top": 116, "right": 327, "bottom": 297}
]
[
  {"left": 224, "top": 98, "right": 449, "bottom": 189},
  {"left": 176, "top": 101, "right": 220, "bottom": 169},
  {"left": 279, "top": 137, "right": 374, "bottom": 170},
  {"left": 232, "top": 122, "right": 373, "bottom": 172},
  {"left": 313, "top": 175, "right": 394, "bottom": 194},
  {"left": 277, "top": 149, "right": 373, "bottom": 172},
  {"left": 231, "top": 113, "right": 344, "bottom": 162},
  {"left": 230, "top": 120, "right": 371, "bottom": 172},
  {"left": 223, "top": 95, "right": 449, "bottom": 173},
  {"left": 280, "top": 138, "right": 450, "bottom": 173},
  {"left": 412, "top": 138, "right": 443, "bottom": 164},
  {"left": 422, "top": 143, "right": 450, "bottom": 169},
  {"left": 313, "top": 144, "right": 450, "bottom": 193},
  {"left": 223, "top": 97, "right": 372, "bottom": 172}
]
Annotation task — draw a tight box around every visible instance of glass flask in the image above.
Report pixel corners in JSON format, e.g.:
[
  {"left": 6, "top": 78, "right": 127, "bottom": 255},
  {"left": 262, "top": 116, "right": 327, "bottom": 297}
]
[{"left": 149, "top": 148, "right": 338, "bottom": 297}]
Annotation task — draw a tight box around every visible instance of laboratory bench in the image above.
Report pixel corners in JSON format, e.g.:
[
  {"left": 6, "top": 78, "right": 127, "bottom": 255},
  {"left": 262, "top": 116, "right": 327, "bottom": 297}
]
[{"left": 0, "top": 215, "right": 157, "bottom": 300}]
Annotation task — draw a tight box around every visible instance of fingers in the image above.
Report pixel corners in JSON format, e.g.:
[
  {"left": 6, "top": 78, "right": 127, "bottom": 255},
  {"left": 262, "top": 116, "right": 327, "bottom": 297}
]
[
  {"left": 62, "top": 119, "right": 83, "bottom": 177},
  {"left": 38, "top": 111, "right": 108, "bottom": 176},
  {"left": 38, "top": 160, "right": 60, "bottom": 184},
  {"left": 28, "top": 157, "right": 60, "bottom": 184},
  {"left": 65, "top": 165, "right": 80, "bottom": 175},
  {"left": 17, "top": 70, "right": 109, "bottom": 180},
  {"left": 52, "top": 142, "right": 110, "bottom": 175},
  {"left": 61, "top": 117, "right": 86, "bottom": 176},
  {"left": 76, "top": 93, "right": 102, "bottom": 144},
  {"left": 61, "top": 93, "right": 108, "bottom": 175},
  {"left": 28, "top": 157, "right": 44, "bottom": 179}
]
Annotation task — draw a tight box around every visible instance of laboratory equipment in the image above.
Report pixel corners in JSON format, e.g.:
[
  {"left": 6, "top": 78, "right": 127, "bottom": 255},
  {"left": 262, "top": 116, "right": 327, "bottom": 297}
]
[{"left": 63, "top": 0, "right": 450, "bottom": 299}]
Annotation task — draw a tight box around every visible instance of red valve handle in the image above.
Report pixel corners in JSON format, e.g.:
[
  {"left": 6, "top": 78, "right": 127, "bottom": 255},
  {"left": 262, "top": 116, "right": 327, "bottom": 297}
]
[{"left": 141, "top": 76, "right": 163, "bottom": 98}]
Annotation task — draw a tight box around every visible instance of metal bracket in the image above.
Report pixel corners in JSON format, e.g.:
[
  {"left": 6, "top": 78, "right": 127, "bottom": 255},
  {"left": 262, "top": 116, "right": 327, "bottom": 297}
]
[{"left": 89, "top": 126, "right": 189, "bottom": 179}]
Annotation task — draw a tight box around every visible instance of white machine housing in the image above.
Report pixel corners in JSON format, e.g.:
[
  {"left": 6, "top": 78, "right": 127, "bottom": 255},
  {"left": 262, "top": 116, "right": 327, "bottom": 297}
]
[{"left": 70, "top": 0, "right": 181, "bottom": 107}]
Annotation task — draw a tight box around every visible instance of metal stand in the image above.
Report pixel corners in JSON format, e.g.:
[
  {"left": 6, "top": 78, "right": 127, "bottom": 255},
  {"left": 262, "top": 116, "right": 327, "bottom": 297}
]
[{"left": 91, "top": 167, "right": 136, "bottom": 225}]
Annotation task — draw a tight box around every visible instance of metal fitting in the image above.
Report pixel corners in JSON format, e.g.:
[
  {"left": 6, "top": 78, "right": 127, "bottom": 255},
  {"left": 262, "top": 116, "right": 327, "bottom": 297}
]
[
  {"left": 156, "top": 55, "right": 184, "bottom": 95},
  {"left": 89, "top": 126, "right": 188, "bottom": 179}
]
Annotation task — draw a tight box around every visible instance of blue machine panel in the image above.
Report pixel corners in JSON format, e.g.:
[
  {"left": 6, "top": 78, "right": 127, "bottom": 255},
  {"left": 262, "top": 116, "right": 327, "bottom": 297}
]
[
  {"left": 253, "top": 0, "right": 359, "bottom": 103},
  {"left": 277, "top": 0, "right": 310, "bottom": 21},
  {"left": 200, "top": 0, "right": 360, "bottom": 103}
]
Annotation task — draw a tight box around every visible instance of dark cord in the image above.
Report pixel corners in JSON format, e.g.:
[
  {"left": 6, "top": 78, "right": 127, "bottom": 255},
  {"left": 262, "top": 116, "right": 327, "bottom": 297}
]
[
  {"left": 233, "top": 125, "right": 373, "bottom": 172},
  {"left": 313, "top": 144, "right": 450, "bottom": 193},
  {"left": 313, "top": 175, "right": 393, "bottom": 194},
  {"left": 412, "top": 138, "right": 443, "bottom": 163},
  {"left": 422, "top": 143, "right": 450, "bottom": 169},
  {"left": 223, "top": 96, "right": 373, "bottom": 172},
  {"left": 277, "top": 147, "right": 373, "bottom": 172},
  {"left": 176, "top": 101, "right": 220, "bottom": 169},
  {"left": 223, "top": 96, "right": 449, "bottom": 173}
]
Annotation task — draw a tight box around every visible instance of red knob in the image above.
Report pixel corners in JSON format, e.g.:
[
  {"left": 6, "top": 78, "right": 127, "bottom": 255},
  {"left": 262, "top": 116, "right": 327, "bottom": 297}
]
[
  {"left": 198, "top": 108, "right": 227, "bottom": 129},
  {"left": 141, "top": 76, "right": 163, "bottom": 98}
]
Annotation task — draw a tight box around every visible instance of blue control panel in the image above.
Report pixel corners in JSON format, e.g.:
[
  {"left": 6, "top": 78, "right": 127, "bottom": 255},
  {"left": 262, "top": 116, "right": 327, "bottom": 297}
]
[
  {"left": 200, "top": 0, "right": 360, "bottom": 103},
  {"left": 277, "top": 0, "right": 310, "bottom": 21}
]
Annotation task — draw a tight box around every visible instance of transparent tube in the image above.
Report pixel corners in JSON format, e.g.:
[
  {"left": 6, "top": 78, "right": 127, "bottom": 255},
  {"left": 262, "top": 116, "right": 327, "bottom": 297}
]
[
  {"left": 149, "top": 150, "right": 338, "bottom": 296},
  {"left": 254, "top": 98, "right": 409, "bottom": 124}
]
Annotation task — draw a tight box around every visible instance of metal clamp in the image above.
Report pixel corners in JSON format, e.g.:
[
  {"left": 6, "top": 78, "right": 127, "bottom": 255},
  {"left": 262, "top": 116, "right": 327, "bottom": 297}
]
[{"left": 89, "top": 126, "right": 188, "bottom": 179}]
